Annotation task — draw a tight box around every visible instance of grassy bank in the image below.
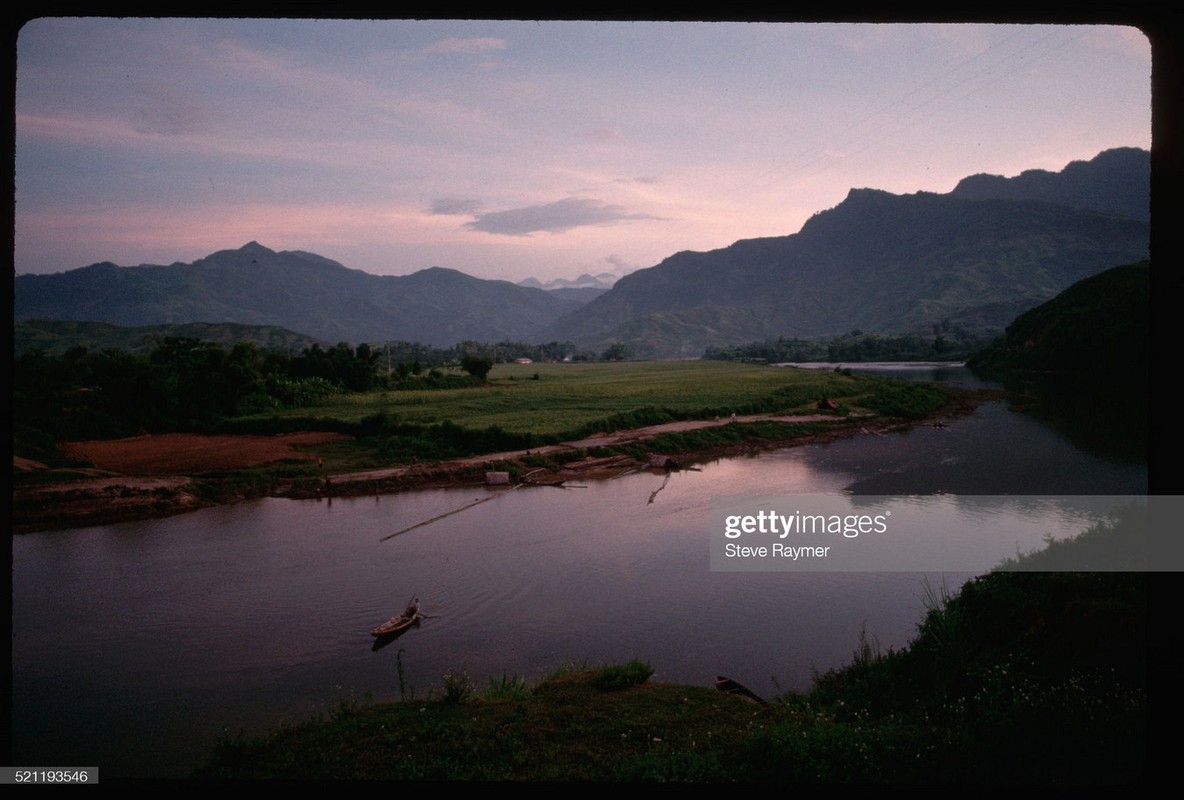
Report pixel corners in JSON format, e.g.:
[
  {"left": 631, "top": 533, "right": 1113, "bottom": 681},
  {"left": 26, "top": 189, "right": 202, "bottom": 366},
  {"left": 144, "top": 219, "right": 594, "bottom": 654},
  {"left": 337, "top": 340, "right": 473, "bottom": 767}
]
[
  {"left": 14, "top": 360, "right": 972, "bottom": 532},
  {"left": 198, "top": 513, "right": 1145, "bottom": 783},
  {"left": 242, "top": 361, "right": 874, "bottom": 435},
  {"left": 225, "top": 361, "right": 959, "bottom": 471}
]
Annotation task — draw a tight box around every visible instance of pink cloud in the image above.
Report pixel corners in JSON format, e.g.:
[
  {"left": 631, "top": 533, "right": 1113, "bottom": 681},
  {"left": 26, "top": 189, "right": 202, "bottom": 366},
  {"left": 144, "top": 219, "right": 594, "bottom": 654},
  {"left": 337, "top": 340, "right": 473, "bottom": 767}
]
[{"left": 408, "top": 37, "right": 507, "bottom": 60}]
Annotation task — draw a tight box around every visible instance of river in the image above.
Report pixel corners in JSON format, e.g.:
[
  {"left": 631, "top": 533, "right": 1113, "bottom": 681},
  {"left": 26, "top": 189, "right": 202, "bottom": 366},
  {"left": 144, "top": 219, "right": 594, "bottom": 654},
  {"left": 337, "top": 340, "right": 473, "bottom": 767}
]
[{"left": 10, "top": 365, "right": 1147, "bottom": 777}]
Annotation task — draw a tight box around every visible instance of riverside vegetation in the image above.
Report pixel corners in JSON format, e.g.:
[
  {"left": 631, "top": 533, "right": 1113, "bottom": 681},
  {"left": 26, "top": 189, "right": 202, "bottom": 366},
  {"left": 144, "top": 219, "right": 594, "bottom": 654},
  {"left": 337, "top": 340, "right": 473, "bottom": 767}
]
[
  {"left": 15, "top": 357, "right": 970, "bottom": 517},
  {"left": 197, "top": 511, "right": 1146, "bottom": 782}
]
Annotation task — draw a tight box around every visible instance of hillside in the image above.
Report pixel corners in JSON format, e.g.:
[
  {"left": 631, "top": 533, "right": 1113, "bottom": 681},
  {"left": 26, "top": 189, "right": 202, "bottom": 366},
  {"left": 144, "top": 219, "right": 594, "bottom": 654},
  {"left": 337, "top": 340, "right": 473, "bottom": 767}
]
[
  {"left": 966, "top": 261, "right": 1149, "bottom": 377},
  {"left": 14, "top": 242, "right": 584, "bottom": 347},
  {"left": 542, "top": 148, "right": 1149, "bottom": 358},
  {"left": 966, "top": 260, "right": 1149, "bottom": 462},
  {"left": 13, "top": 319, "right": 325, "bottom": 358},
  {"left": 950, "top": 146, "right": 1150, "bottom": 220}
]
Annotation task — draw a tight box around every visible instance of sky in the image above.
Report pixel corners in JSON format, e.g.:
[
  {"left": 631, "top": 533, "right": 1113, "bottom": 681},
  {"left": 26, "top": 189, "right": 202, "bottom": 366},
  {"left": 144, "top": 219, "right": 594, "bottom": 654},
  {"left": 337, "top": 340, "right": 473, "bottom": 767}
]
[{"left": 13, "top": 18, "right": 1152, "bottom": 284}]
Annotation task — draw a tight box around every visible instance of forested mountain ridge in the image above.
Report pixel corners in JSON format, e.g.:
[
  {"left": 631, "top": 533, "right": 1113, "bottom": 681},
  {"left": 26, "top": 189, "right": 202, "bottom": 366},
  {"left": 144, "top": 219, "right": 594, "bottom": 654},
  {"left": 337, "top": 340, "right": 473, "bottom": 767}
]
[
  {"left": 14, "top": 242, "right": 583, "bottom": 347},
  {"left": 949, "top": 146, "right": 1149, "bottom": 220},
  {"left": 539, "top": 148, "right": 1149, "bottom": 357}
]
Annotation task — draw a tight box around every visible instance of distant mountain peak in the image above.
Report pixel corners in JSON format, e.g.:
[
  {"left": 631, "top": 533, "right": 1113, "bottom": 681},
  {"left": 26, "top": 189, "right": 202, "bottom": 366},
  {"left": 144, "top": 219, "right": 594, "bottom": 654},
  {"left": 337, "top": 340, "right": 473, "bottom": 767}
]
[
  {"left": 844, "top": 187, "right": 892, "bottom": 201},
  {"left": 949, "top": 147, "right": 1149, "bottom": 221},
  {"left": 14, "top": 246, "right": 585, "bottom": 347},
  {"left": 517, "top": 272, "right": 619, "bottom": 291},
  {"left": 542, "top": 146, "right": 1150, "bottom": 357},
  {"left": 238, "top": 241, "right": 274, "bottom": 256},
  {"left": 413, "top": 265, "right": 475, "bottom": 281},
  {"left": 190, "top": 241, "right": 279, "bottom": 267}
]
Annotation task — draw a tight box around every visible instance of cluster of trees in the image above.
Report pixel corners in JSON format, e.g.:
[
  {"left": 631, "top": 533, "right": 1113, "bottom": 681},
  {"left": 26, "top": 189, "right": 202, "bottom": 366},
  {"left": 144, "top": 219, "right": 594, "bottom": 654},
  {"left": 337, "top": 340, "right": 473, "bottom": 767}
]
[
  {"left": 382, "top": 338, "right": 619, "bottom": 382},
  {"left": 14, "top": 338, "right": 381, "bottom": 441},
  {"left": 14, "top": 334, "right": 631, "bottom": 446},
  {"left": 398, "top": 339, "right": 586, "bottom": 366},
  {"left": 821, "top": 327, "right": 985, "bottom": 362},
  {"left": 706, "top": 325, "right": 988, "bottom": 363},
  {"left": 704, "top": 337, "right": 828, "bottom": 363}
]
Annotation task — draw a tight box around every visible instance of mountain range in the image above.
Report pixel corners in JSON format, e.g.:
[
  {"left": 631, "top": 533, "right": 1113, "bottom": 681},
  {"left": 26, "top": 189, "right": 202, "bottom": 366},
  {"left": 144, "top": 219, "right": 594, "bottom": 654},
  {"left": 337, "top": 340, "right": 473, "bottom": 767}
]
[
  {"left": 13, "top": 148, "right": 1149, "bottom": 357},
  {"left": 540, "top": 148, "right": 1149, "bottom": 357},
  {"left": 517, "top": 273, "right": 616, "bottom": 305},
  {"left": 14, "top": 243, "right": 584, "bottom": 347}
]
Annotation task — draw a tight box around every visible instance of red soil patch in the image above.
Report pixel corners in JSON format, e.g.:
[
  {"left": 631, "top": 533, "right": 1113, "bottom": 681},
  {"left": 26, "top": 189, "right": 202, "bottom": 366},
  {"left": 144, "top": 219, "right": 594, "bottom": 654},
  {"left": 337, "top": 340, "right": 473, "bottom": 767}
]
[{"left": 59, "top": 432, "right": 351, "bottom": 475}]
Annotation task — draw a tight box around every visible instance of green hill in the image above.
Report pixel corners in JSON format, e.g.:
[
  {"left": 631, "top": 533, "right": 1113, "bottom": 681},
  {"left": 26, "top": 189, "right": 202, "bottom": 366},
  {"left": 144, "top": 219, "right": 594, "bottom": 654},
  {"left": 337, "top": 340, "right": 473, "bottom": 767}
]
[
  {"left": 966, "top": 261, "right": 1149, "bottom": 378},
  {"left": 13, "top": 319, "right": 325, "bottom": 358},
  {"left": 967, "top": 261, "right": 1149, "bottom": 462}
]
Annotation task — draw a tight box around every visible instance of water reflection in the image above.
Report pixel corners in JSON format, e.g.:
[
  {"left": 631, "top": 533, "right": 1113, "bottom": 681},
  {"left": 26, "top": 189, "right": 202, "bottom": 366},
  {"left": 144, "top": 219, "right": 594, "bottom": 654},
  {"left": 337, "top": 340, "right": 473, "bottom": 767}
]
[{"left": 11, "top": 368, "right": 1147, "bottom": 777}]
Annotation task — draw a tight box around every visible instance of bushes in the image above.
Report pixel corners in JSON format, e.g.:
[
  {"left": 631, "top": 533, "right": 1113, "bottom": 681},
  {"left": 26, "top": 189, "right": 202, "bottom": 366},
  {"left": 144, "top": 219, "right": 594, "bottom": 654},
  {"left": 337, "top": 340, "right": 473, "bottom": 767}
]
[
  {"left": 460, "top": 355, "right": 494, "bottom": 382},
  {"left": 789, "top": 519, "right": 1147, "bottom": 782},
  {"left": 483, "top": 674, "right": 532, "bottom": 701},
  {"left": 362, "top": 418, "right": 555, "bottom": 461},
  {"left": 568, "top": 407, "right": 680, "bottom": 438},
  {"left": 858, "top": 380, "right": 949, "bottom": 419},
  {"left": 264, "top": 375, "right": 339, "bottom": 407},
  {"left": 590, "top": 659, "right": 654, "bottom": 691}
]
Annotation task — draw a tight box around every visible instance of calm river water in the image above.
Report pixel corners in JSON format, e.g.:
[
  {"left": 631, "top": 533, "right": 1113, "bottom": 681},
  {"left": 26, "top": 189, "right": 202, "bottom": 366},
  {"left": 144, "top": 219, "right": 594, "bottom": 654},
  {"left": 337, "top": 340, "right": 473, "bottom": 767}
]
[{"left": 10, "top": 365, "right": 1147, "bottom": 777}]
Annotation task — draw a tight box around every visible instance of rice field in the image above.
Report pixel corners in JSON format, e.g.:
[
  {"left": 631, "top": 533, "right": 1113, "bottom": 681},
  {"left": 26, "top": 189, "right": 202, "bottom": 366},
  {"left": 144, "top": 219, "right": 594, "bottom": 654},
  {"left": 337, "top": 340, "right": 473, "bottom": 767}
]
[{"left": 268, "top": 360, "right": 866, "bottom": 437}]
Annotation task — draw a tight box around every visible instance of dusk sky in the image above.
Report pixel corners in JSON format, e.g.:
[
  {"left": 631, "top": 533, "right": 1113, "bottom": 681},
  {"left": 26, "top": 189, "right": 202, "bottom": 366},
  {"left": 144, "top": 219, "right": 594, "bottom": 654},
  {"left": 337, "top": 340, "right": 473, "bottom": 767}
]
[{"left": 14, "top": 18, "right": 1152, "bottom": 284}]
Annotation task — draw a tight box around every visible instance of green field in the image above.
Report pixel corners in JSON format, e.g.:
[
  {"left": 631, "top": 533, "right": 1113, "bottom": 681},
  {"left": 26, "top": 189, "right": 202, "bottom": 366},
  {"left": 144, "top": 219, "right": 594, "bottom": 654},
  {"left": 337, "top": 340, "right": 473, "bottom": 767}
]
[{"left": 257, "top": 360, "right": 869, "bottom": 437}]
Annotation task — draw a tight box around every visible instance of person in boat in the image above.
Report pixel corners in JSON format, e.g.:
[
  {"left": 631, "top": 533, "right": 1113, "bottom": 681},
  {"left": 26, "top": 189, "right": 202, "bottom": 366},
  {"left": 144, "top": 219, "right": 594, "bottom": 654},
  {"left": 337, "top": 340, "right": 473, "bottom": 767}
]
[{"left": 405, "top": 597, "right": 420, "bottom": 618}]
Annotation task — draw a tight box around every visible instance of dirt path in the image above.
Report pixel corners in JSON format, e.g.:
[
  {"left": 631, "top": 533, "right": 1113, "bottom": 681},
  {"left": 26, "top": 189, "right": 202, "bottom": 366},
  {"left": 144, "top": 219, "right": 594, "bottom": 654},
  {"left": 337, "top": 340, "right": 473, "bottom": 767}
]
[
  {"left": 327, "top": 412, "right": 858, "bottom": 485},
  {"left": 12, "top": 412, "right": 881, "bottom": 532}
]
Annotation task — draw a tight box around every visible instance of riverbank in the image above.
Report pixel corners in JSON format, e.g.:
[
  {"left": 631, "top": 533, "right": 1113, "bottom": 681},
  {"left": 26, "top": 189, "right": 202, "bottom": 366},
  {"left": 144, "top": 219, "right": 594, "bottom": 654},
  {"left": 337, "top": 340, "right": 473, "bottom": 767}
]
[
  {"left": 198, "top": 653, "right": 1144, "bottom": 783},
  {"left": 197, "top": 515, "right": 1146, "bottom": 782},
  {"left": 11, "top": 388, "right": 998, "bottom": 533},
  {"left": 280, "top": 411, "right": 880, "bottom": 497}
]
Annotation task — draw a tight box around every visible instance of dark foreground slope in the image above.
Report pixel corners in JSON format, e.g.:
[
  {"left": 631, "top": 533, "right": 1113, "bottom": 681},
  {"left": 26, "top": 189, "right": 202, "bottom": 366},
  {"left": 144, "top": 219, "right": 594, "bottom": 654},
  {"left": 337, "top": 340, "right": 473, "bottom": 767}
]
[
  {"left": 967, "top": 260, "right": 1149, "bottom": 378},
  {"left": 967, "top": 261, "right": 1149, "bottom": 462}
]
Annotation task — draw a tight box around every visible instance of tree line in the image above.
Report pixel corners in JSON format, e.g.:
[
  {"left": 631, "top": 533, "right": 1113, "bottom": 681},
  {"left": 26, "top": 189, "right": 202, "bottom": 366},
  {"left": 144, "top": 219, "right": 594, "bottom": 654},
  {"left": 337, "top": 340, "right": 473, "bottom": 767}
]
[
  {"left": 15, "top": 338, "right": 379, "bottom": 442},
  {"left": 13, "top": 336, "right": 616, "bottom": 447},
  {"left": 705, "top": 325, "right": 988, "bottom": 364}
]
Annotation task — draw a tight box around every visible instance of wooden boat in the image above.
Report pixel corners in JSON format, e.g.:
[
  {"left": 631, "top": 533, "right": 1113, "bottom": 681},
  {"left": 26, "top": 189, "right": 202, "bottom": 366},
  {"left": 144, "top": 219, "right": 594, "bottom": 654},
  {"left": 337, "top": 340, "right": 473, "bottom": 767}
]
[
  {"left": 371, "top": 598, "right": 421, "bottom": 638},
  {"left": 715, "top": 675, "right": 767, "bottom": 705}
]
